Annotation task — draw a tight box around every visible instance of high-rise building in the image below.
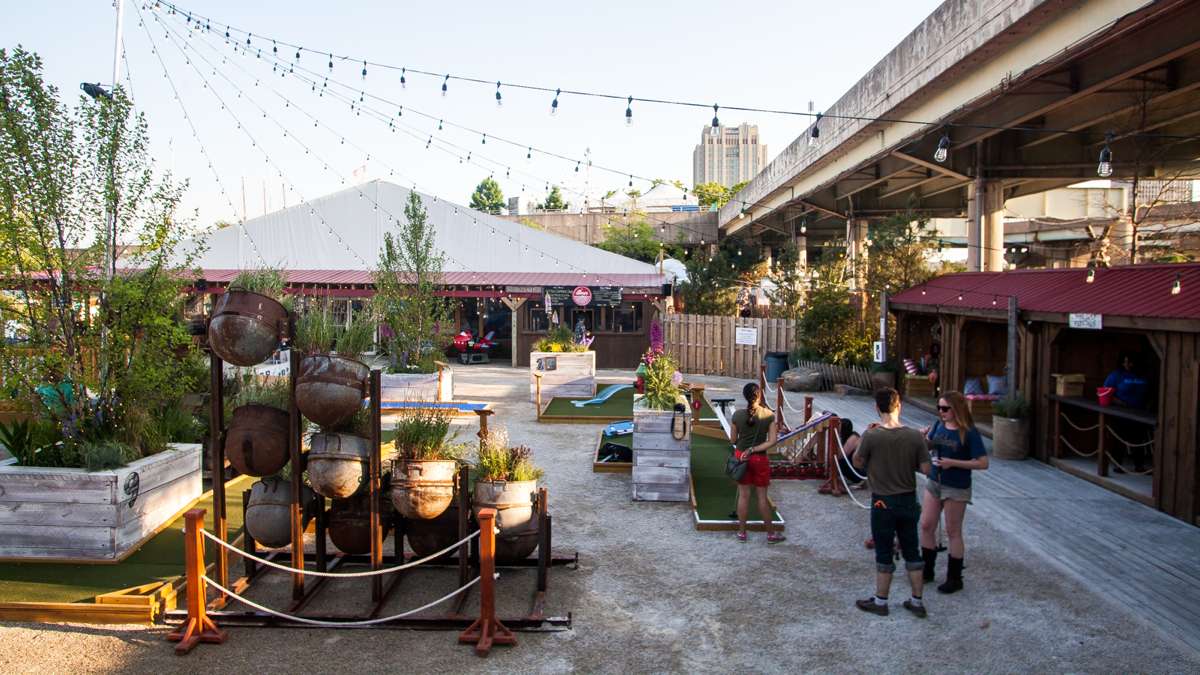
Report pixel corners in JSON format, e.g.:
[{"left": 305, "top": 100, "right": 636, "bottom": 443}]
[{"left": 692, "top": 124, "right": 768, "bottom": 188}]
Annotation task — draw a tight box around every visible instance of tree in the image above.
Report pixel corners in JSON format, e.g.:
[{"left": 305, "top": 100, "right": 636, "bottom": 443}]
[
  {"left": 795, "top": 257, "right": 872, "bottom": 366},
  {"left": 595, "top": 221, "right": 660, "bottom": 263},
  {"left": 693, "top": 181, "right": 749, "bottom": 209},
  {"left": 469, "top": 177, "right": 505, "bottom": 214},
  {"left": 863, "top": 211, "right": 941, "bottom": 297},
  {"left": 374, "top": 191, "right": 447, "bottom": 370},
  {"left": 766, "top": 243, "right": 806, "bottom": 320},
  {"left": 214, "top": 219, "right": 235, "bottom": 229},
  {"left": 676, "top": 240, "right": 765, "bottom": 316},
  {"left": 539, "top": 185, "right": 568, "bottom": 211}
]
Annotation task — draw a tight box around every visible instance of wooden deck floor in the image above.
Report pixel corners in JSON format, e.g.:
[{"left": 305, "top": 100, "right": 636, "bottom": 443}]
[{"left": 796, "top": 389, "right": 1200, "bottom": 656}]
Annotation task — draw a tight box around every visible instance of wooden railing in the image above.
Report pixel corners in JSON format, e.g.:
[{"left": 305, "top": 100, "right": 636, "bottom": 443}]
[{"left": 792, "top": 359, "right": 872, "bottom": 391}]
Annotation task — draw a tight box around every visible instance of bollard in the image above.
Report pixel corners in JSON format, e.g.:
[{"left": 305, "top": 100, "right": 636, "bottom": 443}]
[
  {"left": 167, "top": 509, "right": 227, "bottom": 655},
  {"left": 458, "top": 508, "right": 515, "bottom": 657}
]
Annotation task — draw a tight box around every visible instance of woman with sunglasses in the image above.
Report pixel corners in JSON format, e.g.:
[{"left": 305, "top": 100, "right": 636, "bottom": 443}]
[{"left": 919, "top": 391, "right": 988, "bottom": 594}]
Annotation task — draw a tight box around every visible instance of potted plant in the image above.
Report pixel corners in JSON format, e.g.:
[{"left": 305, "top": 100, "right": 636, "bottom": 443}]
[
  {"left": 207, "top": 268, "right": 290, "bottom": 367},
  {"left": 529, "top": 324, "right": 595, "bottom": 402},
  {"left": 294, "top": 308, "right": 374, "bottom": 428},
  {"left": 306, "top": 407, "right": 376, "bottom": 500},
  {"left": 224, "top": 373, "right": 291, "bottom": 477},
  {"left": 992, "top": 393, "right": 1031, "bottom": 460},
  {"left": 631, "top": 348, "right": 691, "bottom": 502},
  {"left": 474, "top": 426, "right": 544, "bottom": 563},
  {"left": 389, "top": 408, "right": 466, "bottom": 519}
]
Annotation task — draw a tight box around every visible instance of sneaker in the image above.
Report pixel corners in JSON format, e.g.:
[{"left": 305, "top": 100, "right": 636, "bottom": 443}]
[
  {"left": 902, "top": 600, "right": 928, "bottom": 618},
  {"left": 855, "top": 597, "right": 888, "bottom": 616},
  {"left": 736, "top": 531, "right": 747, "bottom": 543},
  {"left": 767, "top": 533, "right": 786, "bottom": 544}
]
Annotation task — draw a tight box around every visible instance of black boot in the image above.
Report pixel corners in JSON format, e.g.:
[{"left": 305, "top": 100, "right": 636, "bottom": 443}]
[
  {"left": 938, "top": 556, "right": 964, "bottom": 594},
  {"left": 921, "top": 547, "right": 938, "bottom": 583}
]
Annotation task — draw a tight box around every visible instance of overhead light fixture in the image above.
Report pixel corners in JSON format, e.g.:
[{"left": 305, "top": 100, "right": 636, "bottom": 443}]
[
  {"left": 1097, "top": 133, "right": 1114, "bottom": 178},
  {"left": 934, "top": 135, "right": 951, "bottom": 163},
  {"left": 1172, "top": 273, "right": 1182, "bottom": 295},
  {"left": 1086, "top": 268, "right": 1095, "bottom": 284}
]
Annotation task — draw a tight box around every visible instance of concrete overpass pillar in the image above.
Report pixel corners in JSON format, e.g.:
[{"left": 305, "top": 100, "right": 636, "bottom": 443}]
[
  {"left": 968, "top": 179, "right": 1005, "bottom": 272},
  {"left": 846, "top": 218, "right": 869, "bottom": 291}
]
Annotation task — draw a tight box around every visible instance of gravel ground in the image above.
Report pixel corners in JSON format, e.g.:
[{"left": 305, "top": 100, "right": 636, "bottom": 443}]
[{"left": 2, "top": 364, "right": 1197, "bottom": 674}]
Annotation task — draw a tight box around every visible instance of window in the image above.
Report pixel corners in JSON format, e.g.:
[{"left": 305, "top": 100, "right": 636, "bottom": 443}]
[
  {"left": 526, "top": 300, "right": 550, "bottom": 332},
  {"left": 612, "top": 303, "right": 642, "bottom": 333}
]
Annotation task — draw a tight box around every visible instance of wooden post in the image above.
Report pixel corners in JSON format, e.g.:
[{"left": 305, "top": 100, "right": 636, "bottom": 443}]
[
  {"left": 879, "top": 291, "right": 889, "bottom": 364},
  {"left": 458, "top": 508, "right": 516, "bottom": 657},
  {"left": 804, "top": 395, "right": 813, "bottom": 423},
  {"left": 1097, "top": 412, "right": 1108, "bottom": 477},
  {"left": 534, "top": 372, "right": 543, "bottom": 421},
  {"left": 369, "top": 370, "right": 383, "bottom": 602},
  {"left": 500, "top": 297, "right": 527, "bottom": 369},
  {"left": 475, "top": 408, "right": 495, "bottom": 449},
  {"left": 167, "top": 509, "right": 227, "bottom": 654},
  {"left": 288, "top": 348, "right": 304, "bottom": 601},
  {"left": 1007, "top": 296, "right": 1019, "bottom": 396},
  {"left": 536, "top": 487, "right": 549, "bottom": 593},
  {"left": 828, "top": 418, "right": 845, "bottom": 496},
  {"left": 1053, "top": 399, "right": 1062, "bottom": 459},
  {"left": 775, "top": 378, "right": 787, "bottom": 431},
  {"left": 208, "top": 352, "right": 228, "bottom": 599},
  {"left": 436, "top": 362, "right": 445, "bottom": 403}
]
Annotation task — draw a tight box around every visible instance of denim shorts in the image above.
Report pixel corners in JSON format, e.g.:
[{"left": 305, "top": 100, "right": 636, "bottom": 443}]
[{"left": 925, "top": 480, "right": 972, "bottom": 504}]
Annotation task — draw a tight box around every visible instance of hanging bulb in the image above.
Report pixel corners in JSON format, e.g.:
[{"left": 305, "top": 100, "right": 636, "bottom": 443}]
[
  {"left": 495, "top": 81, "right": 503, "bottom": 106},
  {"left": 400, "top": 67, "right": 406, "bottom": 88},
  {"left": 710, "top": 103, "right": 720, "bottom": 137},
  {"left": 1172, "top": 273, "right": 1182, "bottom": 295},
  {"left": 1086, "top": 268, "right": 1095, "bottom": 283},
  {"left": 934, "top": 134, "right": 951, "bottom": 163},
  {"left": 811, "top": 113, "right": 821, "bottom": 139},
  {"left": 1097, "top": 133, "right": 1114, "bottom": 177},
  {"left": 441, "top": 74, "right": 449, "bottom": 96},
  {"left": 397, "top": 107, "right": 403, "bottom": 117},
  {"left": 738, "top": 208, "right": 746, "bottom": 220},
  {"left": 328, "top": 53, "right": 333, "bottom": 71},
  {"left": 295, "top": 48, "right": 301, "bottom": 61},
  {"left": 801, "top": 224, "right": 807, "bottom": 234},
  {"left": 506, "top": 168, "right": 510, "bottom": 178},
  {"left": 550, "top": 88, "right": 560, "bottom": 115},
  {"left": 361, "top": 61, "right": 367, "bottom": 79},
  {"left": 628, "top": 175, "right": 633, "bottom": 188},
  {"left": 481, "top": 133, "right": 487, "bottom": 145},
  {"left": 575, "top": 162, "right": 580, "bottom": 173},
  {"left": 957, "top": 294, "right": 964, "bottom": 301},
  {"left": 246, "top": 33, "right": 251, "bottom": 47},
  {"left": 438, "top": 119, "right": 443, "bottom": 131},
  {"left": 625, "top": 96, "right": 633, "bottom": 126},
  {"left": 527, "top": 147, "right": 532, "bottom": 160}
]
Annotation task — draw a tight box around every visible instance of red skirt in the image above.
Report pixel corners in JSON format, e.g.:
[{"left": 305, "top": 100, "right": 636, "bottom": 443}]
[{"left": 737, "top": 451, "right": 770, "bottom": 488}]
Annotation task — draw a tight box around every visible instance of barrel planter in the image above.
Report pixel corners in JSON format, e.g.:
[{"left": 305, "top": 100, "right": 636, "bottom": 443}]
[
  {"left": 992, "top": 415, "right": 1031, "bottom": 460},
  {"left": 473, "top": 479, "right": 539, "bottom": 563},
  {"left": 328, "top": 492, "right": 391, "bottom": 555},
  {"left": 207, "top": 290, "right": 289, "bottom": 367},
  {"left": 225, "top": 404, "right": 290, "bottom": 477},
  {"left": 295, "top": 354, "right": 369, "bottom": 428},
  {"left": 406, "top": 502, "right": 472, "bottom": 560},
  {"left": 244, "top": 477, "right": 316, "bottom": 549},
  {"left": 529, "top": 351, "right": 595, "bottom": 402},
  {"left": 307, "top": 432, "right": 371, "bottom": 499},
  {"left": 631, "top": 401, "right": 691, "bottom": 502},
  {"left": 390, "top": 458, "right": 457, "bottom": 520}
]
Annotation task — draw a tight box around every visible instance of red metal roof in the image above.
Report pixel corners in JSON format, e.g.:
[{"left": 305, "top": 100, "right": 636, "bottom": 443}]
[
  {"left": 889, "top": 263, "right": 1200, "bottom": 320},
  {"left": 199, "top": 269, "right": 668, "bottom": 290}
]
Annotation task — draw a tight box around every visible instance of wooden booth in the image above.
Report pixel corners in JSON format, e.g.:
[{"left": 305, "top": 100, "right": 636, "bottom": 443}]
[{"left": 890, "top": 264, "right": 1200, "bottom": 526}]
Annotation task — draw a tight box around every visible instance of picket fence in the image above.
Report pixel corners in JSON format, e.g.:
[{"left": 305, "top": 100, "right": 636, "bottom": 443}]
[
  {"left": 791, "top": 359, "right": 873, "bottom": 391},
  {"left": 661, "top": 314, "right": 795, "bottom": 379}
]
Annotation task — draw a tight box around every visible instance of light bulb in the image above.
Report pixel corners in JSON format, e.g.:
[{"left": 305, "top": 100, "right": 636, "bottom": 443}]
[
  {"left": 1086, "top": 268, "right": 1095, "bottom": 283},
  {"left": 710, "top": 103, "right": 720, "bottom": 136},
  {"left": 400, "top": 67, "right": 406, "bottom": 88},
  {"left": 550, "top": 88, "right": 560, "bottom": 115},
  {"left": 625, "top": 96, "right": 633, "bottom": 126},
  {"left": 1172, "top": 274, "right": 1182, "bottom": 295},
  {"left": 1097, "top": 135, "right": 1113, "bottom": 177},
  {"left": 934, "top": 135, "right": 950, "bottom": 163},
  {"left": 441, "top": 74, "right": 449, "bottom": 96}
]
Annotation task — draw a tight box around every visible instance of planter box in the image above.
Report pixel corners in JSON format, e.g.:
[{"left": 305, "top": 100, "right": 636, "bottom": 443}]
[
  {"left": 632, "top": 402, "right": 691, "bottom": 502},
  {"left": 381, "top": 366, "right": 453, "bottom": 403},
  {"left": 0, "top": 443, "right": 202, "bottom": 562},
  {"left": 991, "top": 416, "right": 1030, "bottom": 460},
  {"left": 529, "top": 351, "right": 595, "bottom": 402}
]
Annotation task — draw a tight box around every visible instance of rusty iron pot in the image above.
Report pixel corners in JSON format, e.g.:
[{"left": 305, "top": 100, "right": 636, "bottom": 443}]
[
  {"left": 390, "top": 459, "right": 457, "bottom": 520},
  {"left": 405, "top": 503, "right": 473, "bottom": 560},
  {"left": 327, "top": 493, "right": 390, "bottom": 555},
  {"left": 296, "top": 354, "right": 369, "bottom": 427},
  {"left": 473, "top": 479, "right": 540, "bottom": 563},
  {"left": 307, "top": 432, "right": 371, "bottom": 499},
  {"left": 244, "top": 477, "right": 316, "bottom": 549},
  {"left": 207, "top": 290, "right": 289, "bottom": 367},
  {"left": 225, "top": 404, "right": 290, "bottom": 477}
]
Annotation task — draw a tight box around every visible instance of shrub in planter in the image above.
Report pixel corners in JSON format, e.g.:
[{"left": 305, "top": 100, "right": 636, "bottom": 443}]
[
  {"left": 474, "top": 426, "right": 543, "bottom": 562},
  {"left": 294, "top": 309, "right": 373, "bottom": 428},
  {"left": 389, "top": 408, "right": 467, "bottom": 519},
  {"left": 224, "top": 374, "right": 291, "bottom": 477},
  {"left": 992, "top": 394, "right": 1032, "bottom": 460},
  {"left": 208, "top": 269, "right": 290, "bottom": 367},
  {"left": 533, "top": 324, "right": 589, "bottom": 353}
]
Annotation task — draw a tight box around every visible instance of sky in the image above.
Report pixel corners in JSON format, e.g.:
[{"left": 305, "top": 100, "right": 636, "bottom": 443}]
[{"left": 2, "top": 0, "right": 944, "bottom": 231}]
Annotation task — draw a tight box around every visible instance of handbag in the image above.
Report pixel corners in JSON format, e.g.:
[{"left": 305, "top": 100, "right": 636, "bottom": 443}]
[{"left": 725, "top": 448, "right": 749, "bottom": 481}]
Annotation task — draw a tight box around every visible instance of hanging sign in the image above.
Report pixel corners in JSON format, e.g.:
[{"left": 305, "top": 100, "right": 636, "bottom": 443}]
[
  {"left": 571, "top": 286, "right": 593, "bottom": 306},
  {"left": 544, "top": 286, "right": 622, "bottom": 307},
  {"left": 544, "top": 291, "right": 552, "bottom": 313},
  {"left": 1068, "top": 313, "right": 1102, "bottom": 330},
  {"left": 873, "top": 341, "right": 885, "bottom": 363},
  {"left": 735, "top": 327, "right": 758, "bottom": 346}
]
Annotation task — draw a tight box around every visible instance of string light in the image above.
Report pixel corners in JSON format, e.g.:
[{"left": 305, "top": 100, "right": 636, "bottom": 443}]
[
  {"left": 1097, "top": 133, "right": 1114, "bottom": 177},
  {"left": 709, "top": 103, "right": 720, "bottom": 137},
  {"left": 625, "top": 96, "right": 633, "bottom": 126},
  {"left": 934, "top": 134, "right": 950, "bottom": 163},
  {"left": 1086, "top": 268, "right": 1095, "bottom": 283},
  {"left": 361, "top": 60, "right": 367, "bottom": 79},
  {"left": 441, "top": 74, "right": 449, "bottom": 96},
  {"left": 811, "top": 113, "right": 821, "bottom": 139},
  {"left": 550, "top": 87, "right": 560, "bottom": 115},
  {"left": 400, "top": 67, "right": 406, "bottom": 88},
  {"left": 327, "top": 53, "right": 332, "bottom": 71},
  {"left": 1172, "top": 273, "right": 1182, "bottom": 295},
  {"left": 495, "top": 81, "right": 502, "bottom": 106}
]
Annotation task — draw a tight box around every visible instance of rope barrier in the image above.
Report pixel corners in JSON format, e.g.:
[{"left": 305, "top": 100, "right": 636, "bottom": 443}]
[
  {"left": 1060, "top": 412, "right": 1101, "bottom": 433},
  {"left": 833, "top": 430, "right": 868, "bottom": 482},
  {"left": 201, "top": 528, "right": 481, "bottom": 578},
  {"left": 200, "top": 573, "right": 489, "bottom": 627},
  {"left": 1060, "top": 436, "right": 1099, "bottom": 458},
  {"left": 780, "top": 393, "right": 808, "bottom": 415},
  {"left": 1106, "top": 426, "right": 1156, "bottom": 449},
  {"left": 762, "top": 380, "right": 777, "bottom": 396},
  {"left": 1102, "top": 451, "right": 1155, "bottom": 475},
  {"left": 830, "top": 445, "right": 870, "bottom": 510}
]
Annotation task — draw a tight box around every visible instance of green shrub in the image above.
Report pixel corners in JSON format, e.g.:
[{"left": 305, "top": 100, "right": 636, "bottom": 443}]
[
  {"left": 336, "top": 313, "right": 377, "bottom": 358},
  {"left": 228, "top": 373, "right": 290, "bottom": 413},
  {"left": 81, "top": 440, "right": 138, "bottom": 471},
  {"left": 642, "top": 352, "right": 682, "bottom": 411},
  {"left": 534, "top": 324, "right": 587, "bottom": 353},
  {"left": 392, "top": 407, "right": 463, "bottom": 461},
  {"left": 993, "top": 393, "right": 1030, "bottom": 419},
  {"left": 228, "top": 268, "right": 286, "bottom": 298},
  {"left": 476, "top": 426, "right": 543, "bottom": 482},
  {"left": 293, "top": 310, "right": 335, "bottom": 354},
  {"left": 156, "top": 406, "right": 204, "bottom": 444}
]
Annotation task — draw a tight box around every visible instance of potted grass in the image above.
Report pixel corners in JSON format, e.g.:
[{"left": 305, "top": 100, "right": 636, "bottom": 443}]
[
  {"left": 474, "top": 426, "right": 544, "bottom": 563},
  {"left": 224, "top": 373, "right": 291, "bottom": 477},
  {"left": 529, "top": 324, "right": 595, "bottom": 402},
  {"left": 389, "top": 408, "right": 467, "bottom": 520},
  {"left": 208, "top": 268, "right": 291, "bottom": 367},
  {"left": 631, "top": 347, "right": 691, "bottom": 502},
  {"left": 294, "top": 308, "right": 374, "bottom": 428},
  {"left": 992, "top": 393, "right": 1031, "bottom": 460}
]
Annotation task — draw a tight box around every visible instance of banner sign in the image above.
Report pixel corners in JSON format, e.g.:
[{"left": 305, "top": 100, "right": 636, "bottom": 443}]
[{"left": 544, "top": 286, "right": 622, "bottom": 307}]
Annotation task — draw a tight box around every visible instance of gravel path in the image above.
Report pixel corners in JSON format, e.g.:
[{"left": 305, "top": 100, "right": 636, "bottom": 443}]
[{"left": 2, "top": 365, "right": 1196, "bottom": 674}]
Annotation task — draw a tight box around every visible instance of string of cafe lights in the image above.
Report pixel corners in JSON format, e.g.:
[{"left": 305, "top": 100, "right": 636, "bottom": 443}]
[
  {"left": 142, "top": 6, "right": 650, "bottom": 291},
  {"left": 154, "top": 0, "right": 1200, "bottom": 182},
  {"left": 156, "top": 10, "right": 722, "bottom": 249},
  {"left": 156, "top": 7, "right": 727, "bottom": 245}
]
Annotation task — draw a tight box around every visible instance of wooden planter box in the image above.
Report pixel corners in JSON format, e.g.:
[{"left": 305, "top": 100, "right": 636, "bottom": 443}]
[
  {"left": 381, "top": 365, "right": 454, "bottom": 403},
  {"left": 529, "top": 351, "right": 595, "bottom": 402},
  {"left": 632, "top": 402, "right": 691, "bottom": 502},
  {"left": 0, "top": 444, "right": 202, "bottom": 562}
]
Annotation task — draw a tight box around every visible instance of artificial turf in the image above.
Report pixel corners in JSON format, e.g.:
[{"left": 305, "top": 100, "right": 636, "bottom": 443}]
[
  {"left": 543, "top": 385, "right": 718, "bottom": 421},
  {"left": 690, "top": 434, "right": 783, "bottom": 525},
  {"left": 0, "top": 475, "right": 252, "bottom": 604}
]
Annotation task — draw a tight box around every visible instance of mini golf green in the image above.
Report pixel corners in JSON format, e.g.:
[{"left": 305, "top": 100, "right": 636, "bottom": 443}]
[
  {"left": 543, "top": 386, "right": 717, "bottom": 422},
  {"left": 0, "top": 476, "right": 251, "bottom": 604},
  {"left": 690, "top": 434, "right": 783, "bottom": 528}
]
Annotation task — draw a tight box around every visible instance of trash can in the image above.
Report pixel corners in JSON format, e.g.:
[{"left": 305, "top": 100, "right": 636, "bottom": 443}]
[{"left": 763, "top": 352, "right": 790, "bottom": 384}]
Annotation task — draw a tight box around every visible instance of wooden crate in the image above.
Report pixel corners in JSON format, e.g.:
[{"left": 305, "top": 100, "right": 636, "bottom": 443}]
[
  {"left": 529, "top": 351, "right": 595, "bottom": 402},
  {"left": 0, "top": 444, "right": 202, "bottom": 562},
  {"left": 632, "top": 404, "right": 691, "bottom": 502},
  {"left": 904, "top": 374, "right": 935, "bottom": 397},
  {"left": 1051, "top": 373, "right": 1085, "bottom": 397}
]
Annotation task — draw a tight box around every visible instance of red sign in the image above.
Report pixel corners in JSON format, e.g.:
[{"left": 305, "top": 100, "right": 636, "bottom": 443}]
[{"left": 571, "top": 286, "right": 593, "bottom": 306}]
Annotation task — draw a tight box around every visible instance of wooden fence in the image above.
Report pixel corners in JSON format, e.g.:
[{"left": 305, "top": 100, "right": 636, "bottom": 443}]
[
  {"left": 792, "top": 359, "right": 872, "bottom": 391},
  {"left": 662, "top": 314, "right": 795, "bottom": 379}
]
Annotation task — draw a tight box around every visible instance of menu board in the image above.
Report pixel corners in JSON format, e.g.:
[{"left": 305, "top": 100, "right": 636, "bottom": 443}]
[{"left": 543, "top": 286, "right": 623, "bottom": 307}]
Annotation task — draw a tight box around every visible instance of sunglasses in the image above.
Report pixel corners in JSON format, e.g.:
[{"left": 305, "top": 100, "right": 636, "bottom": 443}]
[{"left": 937, "top": 405, "right": 952, "bottom": 412}]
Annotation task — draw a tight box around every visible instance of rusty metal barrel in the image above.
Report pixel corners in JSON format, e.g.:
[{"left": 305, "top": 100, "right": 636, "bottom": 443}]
[
  {"left": 406, "top": 503, "right": 473, "bottom": 560},
  {"left": 307, "top": 432, "right": 371, "bottom": 499},
  {"left": 390, "top": 459, "right": 457, "bottom": 520},
  {"left": 207, "top": 291, "right": 289, "bottom": 367},
  {"left": 225, "top": 404, "right": 290, "bottom": 477},
  {"left": 245, "top": 477, "right": 315, "bottom": 549},
  {"left": 327, "top": 493, "right": 389, "bottom": 555},
  {"left": 295, "top": 354, "right": 369, "bottom": 427},
  {"left": 473, "top": 480, "right": 540, "bottom": 563}
]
